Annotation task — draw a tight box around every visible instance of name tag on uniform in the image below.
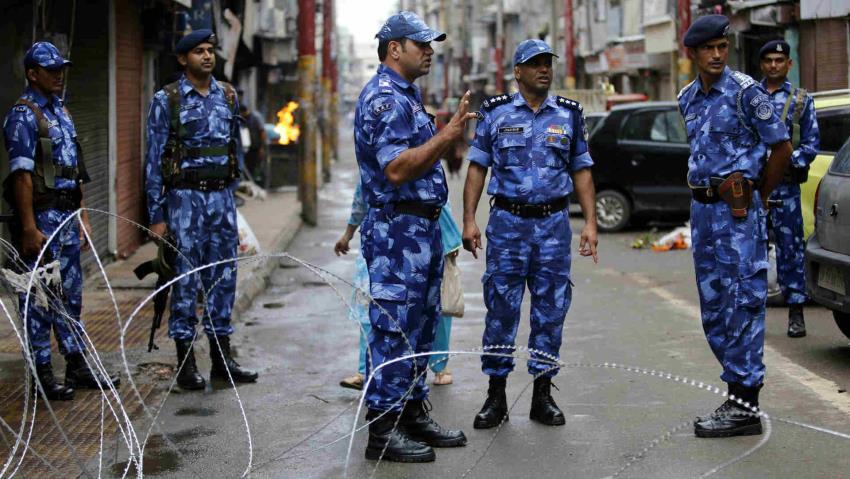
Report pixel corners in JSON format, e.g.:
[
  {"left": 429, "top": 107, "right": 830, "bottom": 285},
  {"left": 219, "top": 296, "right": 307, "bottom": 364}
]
[
  {"left": 180, "top": 102, "right": 202, "bottom": 112},
  {"left": 498, "top": 126, "right": 523, "bottom": 134}
]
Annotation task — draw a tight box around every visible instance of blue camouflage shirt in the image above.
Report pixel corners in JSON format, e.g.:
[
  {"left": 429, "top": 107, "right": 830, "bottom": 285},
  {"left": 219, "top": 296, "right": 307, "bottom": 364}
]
[
  {"left": 678, "top": 67, "right": 789, "bottom": 186},
  {"left": 3, "top": 87, "right": 79, "bottom": 190},
  {"left": 145, "top": 74, "right": 244, "bottom": 224},
  {"left": 759, "top": 79, "right": 819, "bottom": 170},
  {"left": 467, "top": 93, "right": 593, "bottom": 203},
  {"left": 353, "top": 64, "right": 447, "bottom": 206}
]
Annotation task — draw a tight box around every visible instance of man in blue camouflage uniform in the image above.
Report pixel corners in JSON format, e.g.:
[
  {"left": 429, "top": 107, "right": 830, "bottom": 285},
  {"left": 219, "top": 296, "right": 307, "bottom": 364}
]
[
  {"left": 758, "top": 39, "right": 820, "bottom": 338},
  {"left": 3, "top": 42, "right": 119, "bottom": 401},
  {"left": 354, "top": 11, "right": 475, "bottom": 463},
  {"left": 145, "top": 30, "right": 257, "bottom": 390},
  {"left": 678, "top": 16, "right": 792, "bottom": 438},
  {"left": 462, "top": 40, "right": 598, "bottom": 430}
]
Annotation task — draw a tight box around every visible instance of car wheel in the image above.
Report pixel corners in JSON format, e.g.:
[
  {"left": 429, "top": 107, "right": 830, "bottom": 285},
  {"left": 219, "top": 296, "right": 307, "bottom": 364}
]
[
  {"left": 833, "top": 311, "right": 850, "bottom": 341},
  {"left": 596, "top": 190, "right": 631, "bottom": 232}
]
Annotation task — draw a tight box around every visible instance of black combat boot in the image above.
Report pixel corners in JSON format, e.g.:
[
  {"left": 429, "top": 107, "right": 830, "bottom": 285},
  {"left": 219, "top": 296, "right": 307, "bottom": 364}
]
[
  {"left": 31, "top": 362, "right": 74, "bottom": 401},
  {"left": 694, "top": 383, "right": 762, "bottom": 438},
  {"left": 400, "top": 399, "right": 467, "bottom": 447},
  {"left": 365, "top": 409, "right": 435, "bottom": 463},
  {"left": 474, "top": 375, "right": 509, "bottom": 429},
  {"left": 209, "top": 335, "right": 258, "bottom": 383},
  {"left": 64, "top": 353, "right": 121, "bottom": 390},
  {"left": 174, "top": 339, "right": 205, "bottom": 390},
  {"left": 787, "top": 304, "right": 806, "bottom": 338},
  {"left": 530, "top": 376, "right": 566, "bottom": 426}
]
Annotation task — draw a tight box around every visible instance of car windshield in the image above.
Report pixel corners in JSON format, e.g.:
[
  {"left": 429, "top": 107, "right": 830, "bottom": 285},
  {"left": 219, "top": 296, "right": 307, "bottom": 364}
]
[{"left": 830, "top": 138, "right": 850, "bottom": 175}]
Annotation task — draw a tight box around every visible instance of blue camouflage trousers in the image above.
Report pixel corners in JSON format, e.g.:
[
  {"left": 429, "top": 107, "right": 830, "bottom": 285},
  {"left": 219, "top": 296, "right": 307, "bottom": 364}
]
[
  {"left": 691, "top": 196, "right": 768, "bottom": 388},
  {"left": 768, "top": 183, "right": 807, "bottom": 305},
  {"left": 166, "top": 189, "right": 238, "bottom": 341},
  {"left": 361, "top": 206, "right": 443, "bottom": 412},
  {"left": 481, "top": 208, "right": 572, "bottom": 378},
  {"left": 19, "top": 208, "right": 86, "bottom": 365}
]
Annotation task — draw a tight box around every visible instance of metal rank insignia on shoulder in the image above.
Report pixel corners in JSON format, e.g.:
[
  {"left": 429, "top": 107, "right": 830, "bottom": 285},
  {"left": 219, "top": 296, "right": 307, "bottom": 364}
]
[
  {"left": 555, "top": 96, "right": 582, "bottom": 112},
  {"left": 482, "top": 94, "right": 511, "bottom": 111}
]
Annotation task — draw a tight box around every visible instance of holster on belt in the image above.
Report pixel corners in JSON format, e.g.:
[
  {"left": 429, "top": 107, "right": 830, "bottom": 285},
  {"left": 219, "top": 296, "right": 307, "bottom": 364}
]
[{"left": 715, "top": 172, "right": 752, "bottom": 219}]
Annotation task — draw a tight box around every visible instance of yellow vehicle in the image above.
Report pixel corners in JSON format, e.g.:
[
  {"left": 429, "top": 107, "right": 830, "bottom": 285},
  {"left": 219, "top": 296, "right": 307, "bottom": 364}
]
[{"left": 801, "top": 90, "right": 850, "bottom": 238}]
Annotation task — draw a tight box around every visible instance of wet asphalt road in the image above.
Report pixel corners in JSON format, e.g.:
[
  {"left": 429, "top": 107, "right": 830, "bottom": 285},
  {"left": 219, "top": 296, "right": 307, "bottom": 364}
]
[{"left": 114, "top": 144, "right": 850, "bottom": 478}]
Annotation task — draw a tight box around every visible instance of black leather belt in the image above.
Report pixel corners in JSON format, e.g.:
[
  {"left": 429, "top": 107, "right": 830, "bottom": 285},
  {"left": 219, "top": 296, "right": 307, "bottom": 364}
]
[
  {"left": 172, "top": 167, "right": 233, "bottom": 191},
  {"left": 373, "top": 201, "right": 442, "bottom": 221},
  {"left": 690, "top": 186, "right": 721, "bottom": 204},
  {"left": 33, "top": 188, "right": 82, "bottom": 211},
  {"left": 492, "top": 196, "right": 568, "bottom": 218}
]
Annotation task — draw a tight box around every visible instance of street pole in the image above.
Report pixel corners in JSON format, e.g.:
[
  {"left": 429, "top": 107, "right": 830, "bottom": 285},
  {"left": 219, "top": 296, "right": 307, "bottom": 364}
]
[
  {"left": 550, "top": 0, "right": 559, "bottom": 88},
  {"left": 564, "top": 0, "right": 576, "bottom": 89},
  {"left": 677, "top": 0, "right": 692, "bottom": 91},
  {"left": 321, "top": 0, "right": 334, "bottom": 184},
  {"left": 495, "top": 0, "right": 504, "bottom": 93},
  {"left": 298, "top": 0, "right": 318, "bottom": 226}
]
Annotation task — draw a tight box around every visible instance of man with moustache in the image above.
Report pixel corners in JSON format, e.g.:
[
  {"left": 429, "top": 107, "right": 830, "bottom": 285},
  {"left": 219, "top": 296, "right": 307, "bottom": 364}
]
[
  {"left": 3, "top": 41, "right": 120, "bottom": 400},
  {"left": 678, "top": 15, "right": 792, "bottom": 437},
  {"left": 354, "top": 11, "right": 476, "bottom": 463},
  {"left": 758, "top": 39, "right": 820, "bottom": 338},
  {"left": 462, "top": 39, "right": 599, "bottom": 430},
  {"left": 145, "top": 30, "right": 257, "bottom": 391}
]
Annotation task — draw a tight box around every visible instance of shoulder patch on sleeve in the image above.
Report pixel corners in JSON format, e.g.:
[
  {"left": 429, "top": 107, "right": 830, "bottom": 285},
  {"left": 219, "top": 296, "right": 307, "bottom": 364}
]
[
  {"left": 373, "top": 102, "right": 393, "bottom": 115},
  {"left": 482, "top": 94, "right": 512, "bottom": 111},
  {"left": 370, "top": 96, "right": 397, "bottom": 116},
  {"left": 750, "top": 93, "right": 769, "bottom": 107},
  {"left": 730, "top": 71, "right": 756, "bottom": 90},
  {"left": 755, "top": 100, "right": 774, "bottom": 120},
  {"left": 555, "top": 96, "right": 583, "bottom": 111}
]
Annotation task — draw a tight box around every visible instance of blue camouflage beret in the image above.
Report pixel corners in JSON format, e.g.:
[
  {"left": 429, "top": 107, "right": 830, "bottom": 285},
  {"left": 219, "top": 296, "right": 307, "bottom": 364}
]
[
  {"left": 175, "top": 29, "right": 217, "bottom": 55},
  {"left": 759, "top": 39, "right": 790, "bottom": 58},
  {"left": 375, "top": 11, "right": 446, "bottom": 42},
  {"left": 513, "top": 39, "right": 558, "bottom": 66},
  {"left": 683, "top": 15, "right": 730, "bottom": 48},
  {"left": 24, "top": 42, "right": 72, "bottom": 70}
]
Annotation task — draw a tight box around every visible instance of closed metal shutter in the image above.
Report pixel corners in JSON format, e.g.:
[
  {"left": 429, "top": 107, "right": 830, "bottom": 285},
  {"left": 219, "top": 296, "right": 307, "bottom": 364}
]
[
  {"left": 801, "top": 19, "right": 849, "bottom": 91},
  {"left": 64, "top": 1, "right": 110, "bottom": 270},
  {"left": 115, "top": 0, "right": 145, "bottom": 258},
  {"left": 814, "top": 19, "right": 849, "bottom": 91}
]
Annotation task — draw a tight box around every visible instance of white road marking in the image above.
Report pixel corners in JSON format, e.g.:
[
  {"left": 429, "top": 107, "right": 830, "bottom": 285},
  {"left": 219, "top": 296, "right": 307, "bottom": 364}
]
[{"left": 600, "top": 268, "right": 850, "bottom": 416}]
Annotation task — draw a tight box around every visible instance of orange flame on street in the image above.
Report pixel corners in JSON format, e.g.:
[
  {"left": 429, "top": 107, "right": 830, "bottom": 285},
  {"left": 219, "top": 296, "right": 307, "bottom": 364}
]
[{"left": 274, "top": 102, "right": 301, "bottom": 145}]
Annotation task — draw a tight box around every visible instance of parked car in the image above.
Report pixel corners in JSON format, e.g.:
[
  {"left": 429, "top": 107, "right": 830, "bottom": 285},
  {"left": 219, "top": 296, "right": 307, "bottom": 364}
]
[
  {"left": 800, "top": 90, "right": 850, "bottom": 238},
  {"left": 583, "top": 111, "right": 608, "bottom": 137},
  {"left": 804, "top": 138, "right": 850, "bottom": 340},
  {"left": 768, "top": 89, "right": 850, "bottom": 305},
  {"left": 588, "top": 102, "right": 690, "bottom": 231}
]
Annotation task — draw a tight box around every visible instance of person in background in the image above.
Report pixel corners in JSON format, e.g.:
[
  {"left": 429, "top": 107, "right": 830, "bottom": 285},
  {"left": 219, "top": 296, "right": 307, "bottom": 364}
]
[
  {"left": 335, "top": 180, "right": 462, "bottom": 388},
  {"left": 238, "top": 94, "right": 268, "bottom": 184},
  {"left": 429, "top": 201, "right": 462, "bottom": 385},
  {"left": 757, "top": 39, "right": 820, "bottom": 338},
  {"left": 335, "top": 180, "right": 370, "bottom": 390}
]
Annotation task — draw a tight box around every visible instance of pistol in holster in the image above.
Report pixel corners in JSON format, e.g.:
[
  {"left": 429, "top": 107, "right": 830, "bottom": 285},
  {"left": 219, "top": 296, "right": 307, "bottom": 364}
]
[{"left": 713, "top": 172, "right": 753, "bottom": 220}]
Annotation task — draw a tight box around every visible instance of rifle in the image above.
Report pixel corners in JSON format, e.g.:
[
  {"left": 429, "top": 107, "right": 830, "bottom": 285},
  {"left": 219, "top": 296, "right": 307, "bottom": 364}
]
[{"left": 133, "top": 235, "right": 177, "bottom": 352}]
